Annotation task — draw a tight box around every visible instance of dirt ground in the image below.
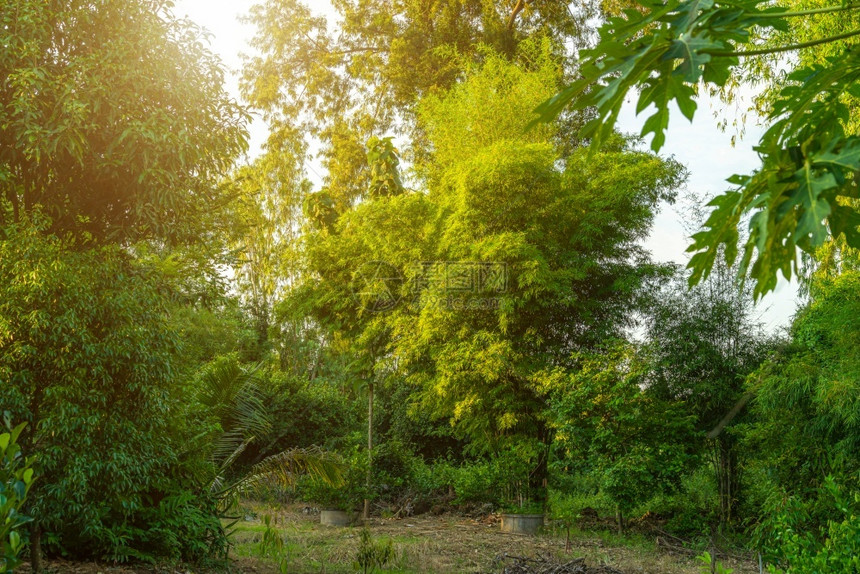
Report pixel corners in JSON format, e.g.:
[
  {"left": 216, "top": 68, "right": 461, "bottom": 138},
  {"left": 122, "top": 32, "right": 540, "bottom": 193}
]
[
  {"left": 17, "top": 505, "right": 759, "bottom": 574},
  {"left": 229, "top": 503, "right": 758, "bottom": 574}
]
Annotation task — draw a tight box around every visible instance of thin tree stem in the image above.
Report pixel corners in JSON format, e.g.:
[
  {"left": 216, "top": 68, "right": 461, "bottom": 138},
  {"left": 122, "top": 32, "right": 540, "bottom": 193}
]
[
  {"left": 755, "top": 3, "right": 860, "bottom": 19},
  {"left": 712, "top": 27, "right": 860, "bottom": 57}
]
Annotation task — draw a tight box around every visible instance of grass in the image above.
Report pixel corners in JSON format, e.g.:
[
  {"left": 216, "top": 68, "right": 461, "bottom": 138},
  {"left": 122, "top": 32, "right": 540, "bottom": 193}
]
[{"left": 226, "top": 501, "right": 758, "bottom": 574}]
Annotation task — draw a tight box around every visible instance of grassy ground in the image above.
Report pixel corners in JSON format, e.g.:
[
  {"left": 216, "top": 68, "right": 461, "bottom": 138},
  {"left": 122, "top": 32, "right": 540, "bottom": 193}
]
[{"left": 228, "top": 502, "right": 758, "bottom": 574}]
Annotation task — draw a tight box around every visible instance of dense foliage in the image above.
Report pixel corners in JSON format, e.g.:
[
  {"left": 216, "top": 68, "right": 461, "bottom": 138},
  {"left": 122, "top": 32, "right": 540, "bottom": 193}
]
[
  {"left": 0, "top": 0, "right": 248, "bottom": 242},
  {"left": 0, "top": 0, "right": 855, "bottom": 571},
  {"left": 0, "top": 422, "right": 35, "bottom": 573},
  {"left": 744, "top": 270, "right": 860, "bottom": 570},
  {"left": 0, "top": 222, "right": 225, "bottom": 562}
]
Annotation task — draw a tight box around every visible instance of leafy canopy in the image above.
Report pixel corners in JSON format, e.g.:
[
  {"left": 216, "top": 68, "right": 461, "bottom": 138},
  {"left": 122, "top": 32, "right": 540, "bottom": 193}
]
[
  {"left": 393, "top": 46, "right": 684, "bottom": 476},
  {"left": 0, "top": 219, "right": 203, "bottom": 560},
  {"left": 531, "top": 0, "right": 860, "bottom": 297},
  {"left": 0, "top": 0, "right": 248, "bottom": 241},
  {"left": 241, "top": 0, "right": 590, "bottom": 211}
]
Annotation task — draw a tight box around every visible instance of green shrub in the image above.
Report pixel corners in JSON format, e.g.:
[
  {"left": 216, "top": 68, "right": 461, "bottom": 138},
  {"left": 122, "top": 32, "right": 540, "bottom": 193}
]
[
  {"left": 547, "top": 487, "right": 614, "bottom": 523},
  {"left": 296, "top": 442, "right": 368, "bottom": 510},
  {"left": 260, "top": 374, "right": 359, "bottom": 454},
  {"left": 100, "top": 491, "right": 227, "bottom": 564},
  {"left": 423, "top": 452, "right": 532, "bottom": 507},
  {"left": 0, "top": 223, "right": 225, "bottom": 562},
  {"left": 0, "top": 421, "right": 35, "bottom": 573},
  {"left": 759, "top": 476, "right": 860, "bottom": 573},
  {"left": 353, "top": 528, "right": 394, "bottom": 574},
  {"left": 644, "top": 467, "right": 718, "bottom": 537}
]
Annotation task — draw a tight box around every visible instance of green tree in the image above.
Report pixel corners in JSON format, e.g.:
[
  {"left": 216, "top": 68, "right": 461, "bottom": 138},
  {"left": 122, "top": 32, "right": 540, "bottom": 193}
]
[
  {"left": 0, "top": 220, "right": 214, "bottom": 563},
  {"left": 240, "top": 0, "right": 592, "bottom": 214},
  {"left": 226, "top": 155, "right": 310, "bottom": 352},
  {"left": 743, "top": 270, "right": 860, "bottom": 559},
  {"left": 548, "top": 344, "right": 699, "bottom": 530},
  {"left": 531, "top": 0, "right": 860, "bottom": 296},
  {"left": 393, "top": 46, "right": 684, "bottom": 506},
  {"left": 289, "top": 138, "right": 431, "bottom": 519},
  {"left": 0, "top": 0, "right": 248, "bottom": 241},
  {"left": 643, "top": 263, "right": 774, "bottom": 525}
]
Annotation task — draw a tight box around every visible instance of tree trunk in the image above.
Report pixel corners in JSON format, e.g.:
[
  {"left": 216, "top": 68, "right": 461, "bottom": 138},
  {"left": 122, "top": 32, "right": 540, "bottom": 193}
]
[
  {"left": 363, "top": 381, "right": 373, "bottom": 521},
  {"left": 714, "top": 437, "right": 740, "bottom": 526},
  {"left": 527, "top": 424, "right": 550, "bottom": 506},
  {"left": 30, "top": 523, "right": 42, "bottom": 574}
]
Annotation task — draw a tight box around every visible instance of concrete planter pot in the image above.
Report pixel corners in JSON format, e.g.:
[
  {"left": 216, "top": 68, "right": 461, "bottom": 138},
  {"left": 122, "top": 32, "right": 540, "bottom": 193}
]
[
  {"left": 320, "top": 509, "right": 351, "bottom": 526},
  {"left": 500, "top": 513, "right": 545, "bottom": 535}
]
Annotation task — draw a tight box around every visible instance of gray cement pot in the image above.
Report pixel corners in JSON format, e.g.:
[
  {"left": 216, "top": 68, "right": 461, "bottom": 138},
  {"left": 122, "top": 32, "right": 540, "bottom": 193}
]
[
  {"left": 500, "top": 513, "right": 544, "bottom": 535},
  {"left": 320, "top": 509, "right": 351, "bottom": 526}
]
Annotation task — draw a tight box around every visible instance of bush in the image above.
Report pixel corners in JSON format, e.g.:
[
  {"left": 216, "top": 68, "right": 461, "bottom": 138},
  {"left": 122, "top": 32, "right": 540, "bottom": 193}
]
[
  {"left": 353, "top": 528, "right": 394, "bottom": 574},
  {"left": 644, "top": 467, "right": 719, "bottom": 537},
  {"left": 261, "top": 374, "right": 359, "bottom": 454},
  {"left": 1, "top": 421, "right": 35, "bottom": 572},
  {"left": 0, "top": 223, "right": 225, "bottom": 562},
  {"left": 420, "top": 452, "right": 532, "bottom": 508},
  {"left": 757, "top": 476, "right": 860, "bottom": 572},
  {"left": 296, "top": 439, "right": 368, "bottom": 511},
  {"left": 88, "top": 490, "right": 227, "bottom": 564}
]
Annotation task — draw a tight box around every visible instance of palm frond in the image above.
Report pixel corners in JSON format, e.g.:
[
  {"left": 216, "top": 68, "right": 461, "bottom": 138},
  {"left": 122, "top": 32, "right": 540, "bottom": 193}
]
[
  {"left": 216, "top": 435, "right": 254, "bottom": 474},
  {"left": 196, "top": 355, "right": 273, "bottom": 467},
  {"left": 221, "top": 447, "right": 345, "bottom": 498}
]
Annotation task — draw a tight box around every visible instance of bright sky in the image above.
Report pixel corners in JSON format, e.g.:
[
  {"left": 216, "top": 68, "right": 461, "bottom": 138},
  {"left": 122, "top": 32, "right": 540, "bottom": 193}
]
[{"left": 173, "top": 0, "right": 801, "bottom": 333}]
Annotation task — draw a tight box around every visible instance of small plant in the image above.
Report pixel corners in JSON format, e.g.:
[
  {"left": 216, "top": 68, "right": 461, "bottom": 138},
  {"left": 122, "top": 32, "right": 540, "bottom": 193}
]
[
  {"left": 547, "top": 491, "right": 582, "bottom": 552},
  {"left": 353, "top": 528, "right": 394, "bottom": 574},
  {"left": 696, "top": 551, "right": 734, "bottom": 574},
  {"left": 1, "top": 421, "right": 36, "bottom": 574},
  {"left": 259, "top": 515, "right": 291, "bottom": 574}
]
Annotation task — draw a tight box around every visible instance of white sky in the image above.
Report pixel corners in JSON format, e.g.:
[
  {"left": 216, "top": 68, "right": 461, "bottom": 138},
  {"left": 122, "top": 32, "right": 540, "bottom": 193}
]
[{"left": 173, "top": 0, "right": 801, "bottom": 332}]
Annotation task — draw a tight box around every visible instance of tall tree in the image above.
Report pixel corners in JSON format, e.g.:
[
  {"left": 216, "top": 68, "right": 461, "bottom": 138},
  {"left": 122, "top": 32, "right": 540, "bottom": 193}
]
[
  {"left": 393, "top": 44, "right": 685, "bottom": 506},
  {"left": 0, "top": 0, "right": 248, "bottom": 241},
  {"left": 227, "top": 154, "right": 309, "bottom": 352},
  {"left": 548, "top": 343, "right": 699, "bottom": 530},
  {"left": 747, "top": 268, "right": 860, "bottom": 523},
  {"left": 643, "top": 261, "right": 774, "bottom": 525},
  {"left": 0, "top": 221, "right": 189, "bottom": 562},
  {"left": 289, "top": 137, "right": 432, "bottom": 518},
  {"left": 740, "top": 269, "right": 860, "bottom": 570},
  {"left": 240, "top": 0, "right": 592, "bottom": 212}
]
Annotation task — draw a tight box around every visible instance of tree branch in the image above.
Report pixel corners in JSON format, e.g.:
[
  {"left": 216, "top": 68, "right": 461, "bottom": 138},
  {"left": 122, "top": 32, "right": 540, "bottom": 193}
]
[
  {"left": 507, "top": 0, "right": 534, "bottom": 31},
  {"left": 707, "top": 392, "right": 754, "bottom": 439},
  {"left": 712, "top": 27, "right": 860, "bottom": 57},
  {"left": 756, "top": 3, "right": 860, "bottom": 19}
]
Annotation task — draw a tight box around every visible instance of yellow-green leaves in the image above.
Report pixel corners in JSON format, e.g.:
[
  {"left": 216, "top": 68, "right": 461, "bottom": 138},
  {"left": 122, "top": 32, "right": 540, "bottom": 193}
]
[{"left": 366, "top": 137, "right": 404, "bottom": 199}]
